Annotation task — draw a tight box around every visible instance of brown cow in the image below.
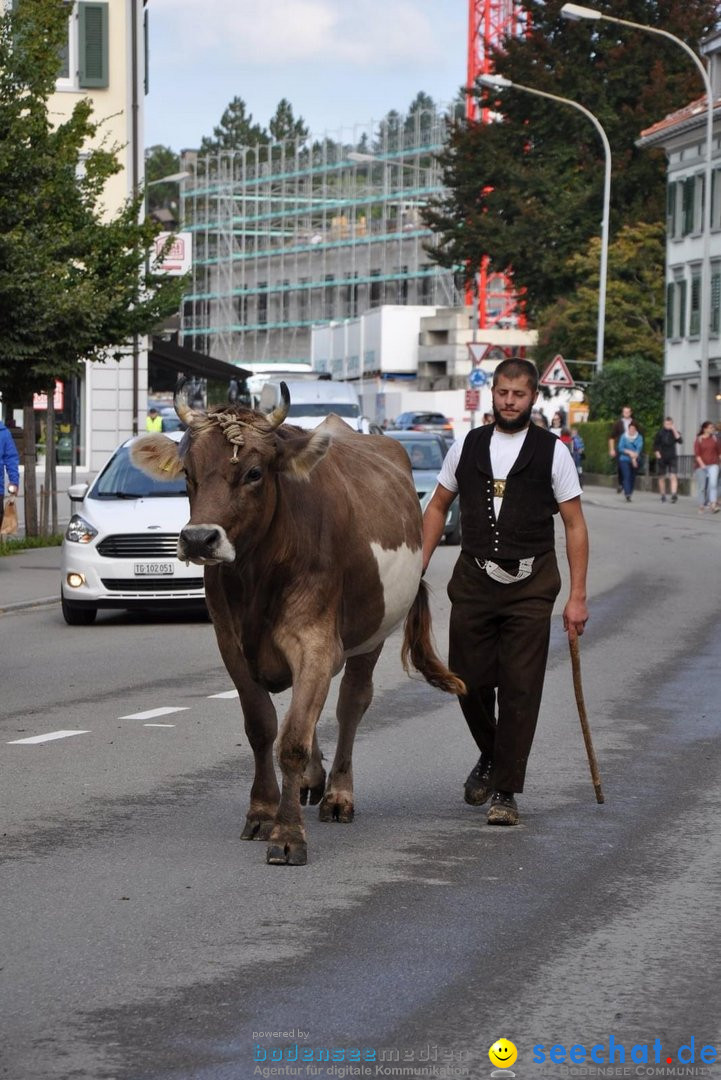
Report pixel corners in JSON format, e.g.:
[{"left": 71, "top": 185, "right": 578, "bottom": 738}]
[{"left": 132, "top": 380, "right": 463, "bottom": 865}]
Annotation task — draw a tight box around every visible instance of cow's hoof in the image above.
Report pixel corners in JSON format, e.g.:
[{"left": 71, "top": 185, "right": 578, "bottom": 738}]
[
  {"left": 266, "top": 842, "right": 308, "bottom": 866},
  {"left": 318, "top": 794, "right": 354, "bottom": 823},
  {"left": 300, "top": 779, "right": 326, "bottom": 806},
  {"left": 240, "top": 817, "right": 274, "bottom": 841}
]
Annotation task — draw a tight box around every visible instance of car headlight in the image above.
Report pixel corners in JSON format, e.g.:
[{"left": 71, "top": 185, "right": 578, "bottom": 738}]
[{"left": 65, "top": 514, "right": 98, "bottom": 544}]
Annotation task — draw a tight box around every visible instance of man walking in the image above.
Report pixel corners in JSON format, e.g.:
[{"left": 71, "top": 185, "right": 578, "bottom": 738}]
[
  {"left": 0, "top": 416, "right": 20, "bottom": 533},
  {"left": 422, "top": 358, "right": 589, "bottom": 827},
  {"left": 653, "top": 417, "right": 682, "bottom": 503}
]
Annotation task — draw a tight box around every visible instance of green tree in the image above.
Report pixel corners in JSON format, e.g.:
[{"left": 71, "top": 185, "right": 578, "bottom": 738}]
[
  {"left": 199, "top": 96, "right": 269, "bottom": 153},
  {"left": 0, "top": 0, "right": 183, "bottom": 533},
  {"left": 535, "top": 221, "right": 666, "bottom": 372},
  {"left": 423, "top": 0, "right": 719, "bottom": 317},
  {"left": 269, "top": 98, "right": 308, "bottom": 143},
  {"left": 145, "top": 143, "right": 180, "bottom": 217},
  {"left": 587, "top": 357, "right": 664, "bottom": 434}
]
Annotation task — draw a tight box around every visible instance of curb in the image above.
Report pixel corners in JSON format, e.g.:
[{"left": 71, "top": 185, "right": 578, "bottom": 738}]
[{"left": 0, "top": 596, "right": 59, "bottom": 615}]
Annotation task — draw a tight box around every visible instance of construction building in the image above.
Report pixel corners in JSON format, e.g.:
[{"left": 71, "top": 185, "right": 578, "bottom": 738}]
[{"left": 178, "top": 106, "right": 478, "bottom": 370}]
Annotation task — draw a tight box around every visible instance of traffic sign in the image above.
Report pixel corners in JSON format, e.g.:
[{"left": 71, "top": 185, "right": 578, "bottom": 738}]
[
  {"left": 465, "top": 389, "right": 481, "bottom": 411},
  {"left": 539, "top": 354, "right": 575, "bottom": 388},
  {"left": 467, "top": 342, "right": 490, "bottom": 364},
  {"left": 468, "top": 368, "right": 488, "bottom": 389}
]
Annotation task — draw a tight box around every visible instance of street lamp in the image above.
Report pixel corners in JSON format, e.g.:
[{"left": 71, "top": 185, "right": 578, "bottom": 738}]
[
  {"left": 478, "top": 73, "right": 612, "bottom": 373},
  {"left": 561, "top": 1, "right": 714, "bottom": 421}
]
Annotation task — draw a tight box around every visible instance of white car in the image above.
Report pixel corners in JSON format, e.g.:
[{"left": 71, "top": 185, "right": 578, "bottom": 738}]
[{"left": 61, "top": 432, "right": 205, "bottom": 625}]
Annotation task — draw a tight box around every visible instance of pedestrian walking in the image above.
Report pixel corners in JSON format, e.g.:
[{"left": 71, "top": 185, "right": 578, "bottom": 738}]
[
  {"left": 570, "top": 426, "right": 585, "bottom": 487},
  {"left": 609, "top": 405, "right": 639, "bottom": 494},
  {"left": 653, "top": 417, "right": 682, "bottom": 503},
  {"left": 550, "top": 411, "right": 564, "bottom": 436},
  {"left": 617, "top": 422, "right": 643, "bottom": 502},
  {"left": 694, "top": 421, "right": 720, "bottom": 513},
  {"left": 0, "top": 417, "right": 20, "bottom": 534},
  {"left": 422, "top": 357, "right": 589, "bottom": 828}
]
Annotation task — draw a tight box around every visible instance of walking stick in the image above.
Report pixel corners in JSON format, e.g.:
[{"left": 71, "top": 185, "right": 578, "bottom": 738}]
[{"left": 568, "top": 630, "right": 605, "bottom": 804}]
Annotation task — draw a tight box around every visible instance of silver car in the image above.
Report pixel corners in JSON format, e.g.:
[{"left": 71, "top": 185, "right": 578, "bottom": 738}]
[{"left": 384, "top": 430, "right": 461, "bottom": 544}]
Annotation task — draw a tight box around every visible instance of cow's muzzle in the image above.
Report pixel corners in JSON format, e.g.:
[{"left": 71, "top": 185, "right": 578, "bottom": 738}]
[{"left": 178, "top": 524, "right": 235, "bottom": 564}]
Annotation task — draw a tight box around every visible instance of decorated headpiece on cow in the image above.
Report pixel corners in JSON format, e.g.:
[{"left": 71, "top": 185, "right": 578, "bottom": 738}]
[{"left": 173, "top": 376, "right": 291, "bottom": 462}]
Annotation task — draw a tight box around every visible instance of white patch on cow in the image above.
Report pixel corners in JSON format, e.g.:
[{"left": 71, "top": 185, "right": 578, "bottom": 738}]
[{"left": 345, "top": 541, "right": 422, "bottom": 657}]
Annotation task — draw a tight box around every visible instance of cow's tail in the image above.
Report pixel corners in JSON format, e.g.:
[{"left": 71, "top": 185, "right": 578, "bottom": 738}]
[{"left": 401, "top": 579, "right": 467, "bottom": 696}]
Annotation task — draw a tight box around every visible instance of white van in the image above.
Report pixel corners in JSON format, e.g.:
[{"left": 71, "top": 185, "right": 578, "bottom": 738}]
[{"left": 258, "top": 378, "right": 364, "bottom": 432}]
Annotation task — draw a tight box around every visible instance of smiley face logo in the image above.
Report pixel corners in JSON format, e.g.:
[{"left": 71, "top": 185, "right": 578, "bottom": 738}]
[{"left": 489, "top": 1038, "right": 518, "bottom": 1069}]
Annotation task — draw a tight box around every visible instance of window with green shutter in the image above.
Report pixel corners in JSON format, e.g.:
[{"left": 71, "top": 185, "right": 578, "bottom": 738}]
[
  {"left": 690, "top": 274, "right": 701, "bottom": 336},
  {"left": 682, "top": 177, "right": 696, "bottom": 236},
  {"left": 678, "top": 279, "right": 687, "bottom": 337},
  {"left": 666, "top": 283, "right": 675, "bottom": 339},
  {"left": 667, "top": 182, "right": 678, "bottom": 238},
  {"left": 711, "top": 270, "right": 721, "bottom": 334},
  {"left": 78, "top": 2, "right": 108, "bottom": 88}
]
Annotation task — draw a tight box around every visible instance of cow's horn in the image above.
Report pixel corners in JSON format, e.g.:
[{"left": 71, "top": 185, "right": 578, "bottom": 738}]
[
  {"left": 174, "top": 375, "right": 204, "bottom": 425},
  {"left": 265, "top": 381, "right": 290, "bottom": 430}
]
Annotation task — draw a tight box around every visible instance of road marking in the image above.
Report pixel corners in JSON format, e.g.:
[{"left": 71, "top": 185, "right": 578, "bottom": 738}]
[
  {"left": 119, "top": 707, "right": 190, "bottom": 720},
  {"left": 8, "top": 730, "right": 91, "bottom": 745},
  {"left": 143, "top": 723, "right": 176, "bottom": 728},
  {"left": 208, "top": 690, "right": 238, "bottom": 699}
]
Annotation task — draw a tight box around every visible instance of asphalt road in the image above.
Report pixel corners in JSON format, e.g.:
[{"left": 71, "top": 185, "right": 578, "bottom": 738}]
[{"left": 3, "top": 492, "right": 721, "bottom": 1080}]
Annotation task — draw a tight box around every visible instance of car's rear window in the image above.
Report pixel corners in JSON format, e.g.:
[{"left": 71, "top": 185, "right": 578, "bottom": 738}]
[{"left": 91, "top": 446, "right": 187, "bottom": 499}]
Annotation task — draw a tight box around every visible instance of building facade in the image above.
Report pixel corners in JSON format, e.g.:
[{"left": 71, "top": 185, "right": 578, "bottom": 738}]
[
  {"left": 48, "top": 0, "right": 148, "bottom": 473},
  {"left": 639, "top": 35, "right": 721, "bottom": 438}
]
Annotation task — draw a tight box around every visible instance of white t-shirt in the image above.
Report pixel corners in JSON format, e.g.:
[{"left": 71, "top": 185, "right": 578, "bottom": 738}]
[{"left": 437, "top": 426, "right": 582, "bottom": 519}]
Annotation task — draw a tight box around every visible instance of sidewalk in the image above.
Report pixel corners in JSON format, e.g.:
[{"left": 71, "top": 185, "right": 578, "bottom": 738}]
[{"left": 0, "top": 545, "right": 62, "bottom": 613}]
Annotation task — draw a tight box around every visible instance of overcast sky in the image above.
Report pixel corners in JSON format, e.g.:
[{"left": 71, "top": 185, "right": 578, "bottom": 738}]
[{"left": 145, "top": 0, "right": 468, "bottom": 152}]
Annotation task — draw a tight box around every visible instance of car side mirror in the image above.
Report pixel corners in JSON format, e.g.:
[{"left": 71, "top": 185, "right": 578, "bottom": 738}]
[{"left": 67, "top": 483, "right": 89, "bottom": 502}]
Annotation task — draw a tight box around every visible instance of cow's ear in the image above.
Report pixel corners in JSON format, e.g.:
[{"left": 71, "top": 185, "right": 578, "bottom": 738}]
[
  {"left": 131, "top": 435, "right": 184, "bottom": 479},
  {"left": 280, "top": 428, "right": 331, "bottom": 480}
]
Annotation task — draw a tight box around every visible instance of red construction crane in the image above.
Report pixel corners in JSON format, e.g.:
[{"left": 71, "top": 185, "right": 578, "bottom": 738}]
[{"left": 466, "top": 0, "right": 529, "bottom": 331}]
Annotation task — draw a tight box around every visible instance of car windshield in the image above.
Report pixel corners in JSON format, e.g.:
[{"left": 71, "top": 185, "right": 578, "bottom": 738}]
[
  {"left": 286, "top": 403, "right": 359, "bottom": 418},
  {"left": 90, "top": 446, "right": 187, "bottom": 499},
  {"left": 399, "top": 440, "right": 446, "bottom": 471}
]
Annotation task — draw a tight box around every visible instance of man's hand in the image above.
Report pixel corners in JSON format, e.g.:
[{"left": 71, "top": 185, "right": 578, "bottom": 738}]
[{"left": 563, "top": 596, "right": 589, "bottom": 637}]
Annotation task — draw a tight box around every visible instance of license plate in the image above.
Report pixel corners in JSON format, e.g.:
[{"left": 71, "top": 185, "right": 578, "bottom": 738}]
[{"left": 133, "top": 562, "right": 175, "bottom": 576}]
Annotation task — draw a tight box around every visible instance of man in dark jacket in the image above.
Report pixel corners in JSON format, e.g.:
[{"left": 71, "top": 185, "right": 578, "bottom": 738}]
[
  {"left": 0, "top": 418, "right": 20, "bottom": 533},
  {"left": 653, "top": 417, "right": 682, "bottom": 503},
  {"left": 422, "top": 358, "right": 589, "bottom": 827}
]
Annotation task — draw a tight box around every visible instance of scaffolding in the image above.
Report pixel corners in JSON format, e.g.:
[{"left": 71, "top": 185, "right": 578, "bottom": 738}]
[{"left": 179, "top": 107, "right": 466, "bottom": 367}]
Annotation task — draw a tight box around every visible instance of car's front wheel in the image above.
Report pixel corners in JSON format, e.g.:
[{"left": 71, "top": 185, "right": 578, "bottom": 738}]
[{"left": 61, "top": 596, "right": 97, "bottom": 626}]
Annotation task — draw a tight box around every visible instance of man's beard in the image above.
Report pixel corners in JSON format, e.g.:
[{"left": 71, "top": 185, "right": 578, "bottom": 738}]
[{"left": 492, "top": 400, "right": 534, "bottom": 432}]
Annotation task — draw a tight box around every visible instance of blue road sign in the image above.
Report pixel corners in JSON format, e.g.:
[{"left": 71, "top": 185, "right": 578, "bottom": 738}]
[{"left": 469, "top": 368, "right": 488, "bottom": 389}]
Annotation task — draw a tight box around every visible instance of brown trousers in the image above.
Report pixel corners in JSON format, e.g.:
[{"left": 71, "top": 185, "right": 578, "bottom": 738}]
[{"left": 448, "top": 549, "right": 561, "bottom": 793}]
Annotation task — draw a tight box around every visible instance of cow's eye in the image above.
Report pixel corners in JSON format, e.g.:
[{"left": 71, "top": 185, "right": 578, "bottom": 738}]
[{"left": 245, "top": 466, "right": 262, "bottom": 484}]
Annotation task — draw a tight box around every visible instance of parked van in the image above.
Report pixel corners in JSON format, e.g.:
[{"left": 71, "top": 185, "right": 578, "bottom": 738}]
[{"left": 258, "top": 378, "right": 365, "bottom": 431}]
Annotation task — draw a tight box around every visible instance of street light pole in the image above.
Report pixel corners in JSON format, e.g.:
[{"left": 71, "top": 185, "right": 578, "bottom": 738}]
[
  {"left": 479, "top": 73, "right": 612, "bottom": 373},
  {"left": 561, "top": 2, "right": 714, "bottom": 422}
]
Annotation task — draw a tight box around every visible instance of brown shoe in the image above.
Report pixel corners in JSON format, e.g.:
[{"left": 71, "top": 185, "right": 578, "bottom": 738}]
[
  {"left": 463, "top": 754, "right": 493, "bottom": 806},
  {"left": 487, "top": 790, "right": 519, "bottom": 826}
]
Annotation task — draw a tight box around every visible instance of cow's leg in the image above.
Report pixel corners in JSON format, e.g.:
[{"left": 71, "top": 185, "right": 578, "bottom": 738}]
[
  {"left": 238, "top": 680, "right": 280, "bottom": 841},
  {"left": 207, "top": 579, "right": 280, "bottom": 841},
  {"left": 300, "top": 728, "right": 326, "bottom": 807},
  {"left": 267, "top": 638, "right": 339, "bottom": 866},
  {"left": 319, "top": 644, "right": 382, "bottom": 824}
]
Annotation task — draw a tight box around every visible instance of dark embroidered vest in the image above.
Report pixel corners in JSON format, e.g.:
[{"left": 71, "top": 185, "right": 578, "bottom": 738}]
[{"left": 456, "top": 423, "right": 558, "bottom": 561}]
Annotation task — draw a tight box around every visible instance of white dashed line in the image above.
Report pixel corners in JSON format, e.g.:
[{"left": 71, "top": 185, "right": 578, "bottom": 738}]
[
  {"left": 143, "top": 723, "right": 176, "bottom": 728},
  {"left": 208, "top": 690, "right": 238, "bottom": 699},
  {"left": 8, "top": 730, "right": 91, "bottom": 745},
  {"left": 119, "top": 707, "right": 190, "bottom": 721}
]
